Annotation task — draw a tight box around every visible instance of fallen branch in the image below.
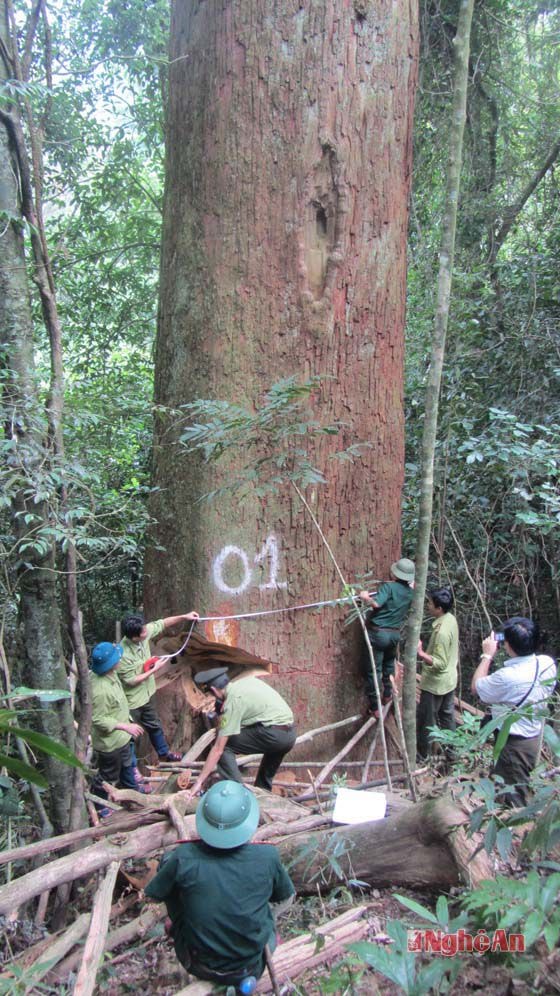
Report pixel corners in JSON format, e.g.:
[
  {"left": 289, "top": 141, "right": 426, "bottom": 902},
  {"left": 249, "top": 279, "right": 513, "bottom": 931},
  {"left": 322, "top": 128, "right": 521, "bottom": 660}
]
[
  {"left": 52, "top": 905, "right": 163, "bottom": 983},
  {"left": 73, "top": 861, "right": 120, "bottom": 996},
  {"left": 0, "top": 810, "right": 167, "bottom": 868},
  {"left": 295, "top": 767, "right": 426, "bottom": 803},
  {"left": 256, "top": 906, "right": 371, "bottom": 993},
  {"left": 253, "top": 813, "right": 331, "bottom": 842},
  {"left": 0, "top": 820, "right": 182, "bottom": 915}
]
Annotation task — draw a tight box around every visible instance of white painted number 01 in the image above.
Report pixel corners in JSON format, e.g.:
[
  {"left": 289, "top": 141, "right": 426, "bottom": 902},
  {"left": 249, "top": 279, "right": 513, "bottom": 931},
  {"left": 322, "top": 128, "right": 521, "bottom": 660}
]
[{"left": 212, "top": 534, "right": 287, "bottom": 596}]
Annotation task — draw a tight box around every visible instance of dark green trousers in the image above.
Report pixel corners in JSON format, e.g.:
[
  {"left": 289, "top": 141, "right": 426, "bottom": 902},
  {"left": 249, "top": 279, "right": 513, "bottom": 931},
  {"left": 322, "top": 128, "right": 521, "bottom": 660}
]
[
  {"left": 416, "top": 688, "right": 456, "bottom": 759},
  {"left": 363, "top": 627, "right": 400, "bottom": 708},
  {"left": 492, "top": 733, "right": 540, "bottom": 807}
]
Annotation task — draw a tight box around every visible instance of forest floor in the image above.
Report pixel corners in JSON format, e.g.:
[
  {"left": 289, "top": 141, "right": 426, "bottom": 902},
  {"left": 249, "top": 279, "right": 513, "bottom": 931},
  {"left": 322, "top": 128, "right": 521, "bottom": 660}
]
[
  {"left": 4, "top": 866, "right": 557, "bottom": 995},
  {"left": 89, "top": 881, "right": 560, "bottom": 996}
]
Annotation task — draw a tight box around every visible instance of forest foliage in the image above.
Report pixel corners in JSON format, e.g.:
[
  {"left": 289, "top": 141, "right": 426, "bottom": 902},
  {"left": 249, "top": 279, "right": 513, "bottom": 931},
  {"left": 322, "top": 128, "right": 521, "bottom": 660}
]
[{"left": 0, "top": 0, "right": 558, "bottom": 806}]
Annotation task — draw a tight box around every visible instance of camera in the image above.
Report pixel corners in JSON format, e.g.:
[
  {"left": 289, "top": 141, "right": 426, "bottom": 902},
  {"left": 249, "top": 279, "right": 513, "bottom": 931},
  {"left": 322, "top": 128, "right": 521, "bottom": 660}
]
[{"left": 495, "top": 632, "right": 505, "bottom": 644}]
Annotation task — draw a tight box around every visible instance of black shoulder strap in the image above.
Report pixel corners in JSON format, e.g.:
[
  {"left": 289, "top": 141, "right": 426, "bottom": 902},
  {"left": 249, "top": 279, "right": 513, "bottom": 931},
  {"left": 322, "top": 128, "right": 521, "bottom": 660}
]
[{"left": 515, "top": 656, "right": 540, "bottom": 709}]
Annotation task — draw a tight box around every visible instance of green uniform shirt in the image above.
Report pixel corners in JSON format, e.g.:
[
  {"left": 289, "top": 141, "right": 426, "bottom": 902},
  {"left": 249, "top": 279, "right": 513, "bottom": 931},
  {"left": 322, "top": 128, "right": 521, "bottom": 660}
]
[
  {"left": 145, "top": 840, "right": 294, "bottom": 974},
  {"left": 219, "top": 677, "right": 294, "bottom": 737},
  {"left": 91, "top": 669, "right": 132, "bottom": 753},
  {"left": 367, "top": 580, "right": 413, "bottom": 631},
  {"left": 118, "top": 620, "right": 165, "bottom": 709},
  {"left": 419, "top": 612, "right": 459, "bottom": 696}
]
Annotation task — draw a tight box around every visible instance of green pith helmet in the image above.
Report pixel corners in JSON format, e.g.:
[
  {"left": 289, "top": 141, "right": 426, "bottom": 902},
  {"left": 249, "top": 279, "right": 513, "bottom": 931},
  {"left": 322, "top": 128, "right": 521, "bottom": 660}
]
[
  {"left": 196, "top": 780, "right": 260, "bottom": 849},
  {"left": 390, "top": 557, "right": 415, "bottom": 582}
]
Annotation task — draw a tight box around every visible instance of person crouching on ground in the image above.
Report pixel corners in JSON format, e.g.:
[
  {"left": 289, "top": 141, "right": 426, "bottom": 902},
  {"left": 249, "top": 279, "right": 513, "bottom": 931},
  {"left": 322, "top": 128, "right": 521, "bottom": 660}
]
[
  {"left": 359, "top": 557, "right": 415, "bottom": 715},
  {"left": 416, "top": 586, "right": 459, "bottom": 761},
  {"left": 90, "top": 642, "right": 146, "bottom": 817},
  {"left": 145, "top": 780, "right": 295, "bottom": 990},
  {"left": 185, "top": 668, "right": 296, "bottom": 799},
  {"left": 118, "top": 610, "right": 199, "bottom": 767},
  {"left": 471, "top": 617, "right": 556, "bottom": 806}
]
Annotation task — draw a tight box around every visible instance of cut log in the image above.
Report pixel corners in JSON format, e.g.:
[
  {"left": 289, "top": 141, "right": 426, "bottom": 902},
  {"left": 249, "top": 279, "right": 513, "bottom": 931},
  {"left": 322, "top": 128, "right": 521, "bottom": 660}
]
[
  {"left": 256, "top": 906, "right": 372, "bottom": 994},
  {"left": 73, "top": 861, "right": 120, "bottom": 996},
  {"left": 278, "top": 795, "right": 493, "bottom": 892},
  {"left": 171, "top": 906, "right": 373, "bottom": 996}
]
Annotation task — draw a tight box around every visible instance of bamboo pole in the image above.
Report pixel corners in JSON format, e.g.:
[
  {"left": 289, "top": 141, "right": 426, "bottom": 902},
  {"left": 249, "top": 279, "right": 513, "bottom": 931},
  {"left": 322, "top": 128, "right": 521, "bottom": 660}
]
[
  {"left": 362, "top": 701, "right": 392, "bottom": 783},
  {"left": 390, "top": 676, "right": 418, "bottom": 802},
  {"left": 73, "top": 861, "right": 120, "bottom": 996}
]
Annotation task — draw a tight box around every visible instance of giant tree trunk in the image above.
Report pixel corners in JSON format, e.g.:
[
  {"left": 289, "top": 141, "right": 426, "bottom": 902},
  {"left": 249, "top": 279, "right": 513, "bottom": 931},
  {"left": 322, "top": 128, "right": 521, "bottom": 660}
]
[
  {"left": 146, "top": 1, "right": 419, "bottom": 746},
  {"left": 0, "top": 4, "right": 75, "bottom": 833}
]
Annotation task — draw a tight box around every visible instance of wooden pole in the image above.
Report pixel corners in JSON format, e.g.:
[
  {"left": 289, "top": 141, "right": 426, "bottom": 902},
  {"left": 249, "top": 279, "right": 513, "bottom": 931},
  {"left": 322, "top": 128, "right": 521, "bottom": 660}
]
[
  {"left": 390, "top": 675, "right": 418, "bottom": 802},
  {"left": 73, "top": 861, "right": 120, "bottom": 996},
  {"left": 296, "top": 716, "right": 376, "bottom": 798}
]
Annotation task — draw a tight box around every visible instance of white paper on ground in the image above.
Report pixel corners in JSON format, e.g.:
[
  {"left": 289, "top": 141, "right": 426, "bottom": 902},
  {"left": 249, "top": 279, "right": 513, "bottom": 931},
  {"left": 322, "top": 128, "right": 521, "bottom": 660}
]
[{"left": 332, "top": 787, "right": 387, "bottom": 825}]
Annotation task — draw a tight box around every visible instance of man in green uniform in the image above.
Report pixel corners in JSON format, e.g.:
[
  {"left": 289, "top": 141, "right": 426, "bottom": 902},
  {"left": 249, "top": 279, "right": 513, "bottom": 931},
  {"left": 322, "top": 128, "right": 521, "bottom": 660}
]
[
  {"left": 416, "top": 586, "right": 459, "bottom": 760},
  {"left": 359, "top": 557, "right": 415, "bottom": 713},
  {"left": 185, "top": 670, "right": 296, "bottom": 796},
  {"left": 145, "top": 780, "right": 295, "bottom": 990},
  {"left": 118, "top": 610, "right": 199, "bottom": 764},
  {"left": 90, "top": 642, "right": 145, "bottom": 816}
]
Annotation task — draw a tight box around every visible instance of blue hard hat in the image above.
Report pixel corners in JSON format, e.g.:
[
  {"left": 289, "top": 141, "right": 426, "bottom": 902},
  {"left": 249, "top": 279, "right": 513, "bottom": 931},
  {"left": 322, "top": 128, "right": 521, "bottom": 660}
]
[
  {"left": 91, "top": 642, "right": 123, "bottom": 675},
  {"left": 196, "top": 780, "right": 259, "bottom": 849}
]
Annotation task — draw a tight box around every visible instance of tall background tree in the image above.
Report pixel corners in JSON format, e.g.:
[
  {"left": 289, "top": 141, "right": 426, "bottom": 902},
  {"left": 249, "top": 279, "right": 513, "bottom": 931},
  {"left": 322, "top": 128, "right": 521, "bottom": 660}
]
[
  {"left": 145, "top": 0, "right": 419, "bottom": 741},
  {"left": 404, "top": 0, "right": 560, "bottom": 681}
]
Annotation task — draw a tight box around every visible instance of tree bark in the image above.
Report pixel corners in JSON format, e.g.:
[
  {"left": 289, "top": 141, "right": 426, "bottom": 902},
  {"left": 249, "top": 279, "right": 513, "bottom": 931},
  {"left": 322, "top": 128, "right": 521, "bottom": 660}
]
[
  {"left": 402, "top": 0, "right": 475, "bottom": 761},
  {"left": 0, "top": 2, "right": 76, "bottom": 832},
  {"left": 146, "top": 0, "right": 419, "bottom": 748}
]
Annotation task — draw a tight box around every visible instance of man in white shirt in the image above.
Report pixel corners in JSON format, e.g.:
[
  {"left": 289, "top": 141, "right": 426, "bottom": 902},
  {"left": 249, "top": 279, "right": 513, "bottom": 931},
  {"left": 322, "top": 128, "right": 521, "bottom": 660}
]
[{"left": 471, "top": 616, "right": 556, "bottom": 805}]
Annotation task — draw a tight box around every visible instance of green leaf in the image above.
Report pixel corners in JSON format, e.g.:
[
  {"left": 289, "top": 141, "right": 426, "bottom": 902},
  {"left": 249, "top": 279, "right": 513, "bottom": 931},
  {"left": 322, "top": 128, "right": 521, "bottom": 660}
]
[
  {"left": 543, "top": 922, "right": 560, "bottom": 952},
  {"left": 394, "top": 894, "right": 439, "bottom": 924},
  {"left": 0, "top": 752, "right": 48, "bottom": 788},
  {"left": 524, "top": 910, "right": 544, "bottom": 947},
  {"left": 484, "top": 818, "right": 497, "bottom": 854},
  {"left": 496, "top": 827, "right": 512, "bottom": 862},
  {"left": 435, "top": 894, "right": 449, "bottom": 928},
  {"left": 7, "top": 686, "right": 72, "bottom": 703},
  {"left": 8, "top": 727, "right": 83, "bottom": 769},
  {"left": 493, "top": 715, "right": 517, "bottom": 760}
]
